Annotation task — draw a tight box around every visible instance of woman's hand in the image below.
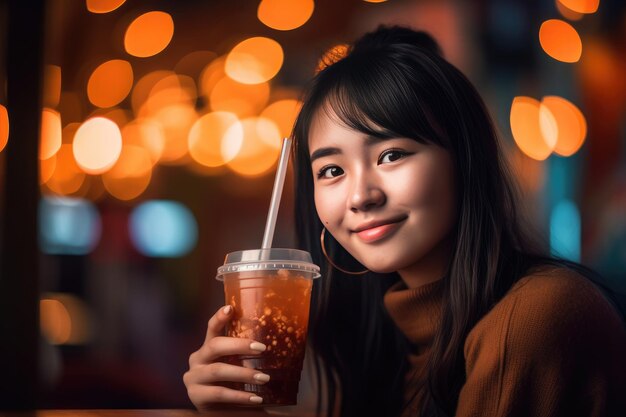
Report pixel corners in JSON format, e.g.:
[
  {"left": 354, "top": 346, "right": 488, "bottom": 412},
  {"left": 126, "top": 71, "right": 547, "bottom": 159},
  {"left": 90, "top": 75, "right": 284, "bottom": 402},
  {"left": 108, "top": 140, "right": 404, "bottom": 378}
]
[{"left": 184, "top": 305, "right": 271, "bottom": 409}]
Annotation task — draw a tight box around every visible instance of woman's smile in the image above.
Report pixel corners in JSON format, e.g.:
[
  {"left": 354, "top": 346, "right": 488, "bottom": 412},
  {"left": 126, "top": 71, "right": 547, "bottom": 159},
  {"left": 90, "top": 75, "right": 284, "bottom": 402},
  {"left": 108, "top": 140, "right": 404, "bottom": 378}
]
[{"left": 352, "top": 216, "right": 408, "bottom": 244}]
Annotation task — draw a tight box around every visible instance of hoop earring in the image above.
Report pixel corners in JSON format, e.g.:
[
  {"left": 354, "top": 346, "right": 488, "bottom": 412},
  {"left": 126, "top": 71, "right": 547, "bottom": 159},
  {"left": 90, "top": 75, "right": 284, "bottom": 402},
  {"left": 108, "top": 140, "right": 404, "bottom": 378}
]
[{"left": 320, "top": 227, "right": 368, "bottom": 275}]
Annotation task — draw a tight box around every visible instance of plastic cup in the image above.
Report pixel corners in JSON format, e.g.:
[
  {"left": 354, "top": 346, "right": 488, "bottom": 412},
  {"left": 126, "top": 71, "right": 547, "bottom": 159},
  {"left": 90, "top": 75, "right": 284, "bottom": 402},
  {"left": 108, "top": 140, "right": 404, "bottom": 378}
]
[{"left": 216, "top": 248, "right": 321, "bottom": 406}]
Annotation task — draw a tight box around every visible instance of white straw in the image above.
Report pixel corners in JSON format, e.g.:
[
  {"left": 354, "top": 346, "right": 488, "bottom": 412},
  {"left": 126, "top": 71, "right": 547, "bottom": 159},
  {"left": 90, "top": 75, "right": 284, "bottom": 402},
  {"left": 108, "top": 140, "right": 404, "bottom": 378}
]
[{"left": 262, "top": 137, "right": 293, "bottom": 249}]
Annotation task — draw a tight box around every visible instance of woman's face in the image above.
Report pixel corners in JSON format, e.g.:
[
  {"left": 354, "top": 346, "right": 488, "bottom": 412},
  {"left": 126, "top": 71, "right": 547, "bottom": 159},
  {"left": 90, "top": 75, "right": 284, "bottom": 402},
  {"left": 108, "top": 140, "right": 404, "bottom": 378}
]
[{"left": 308, "top": 107, "right": 457, "bottom": 276}]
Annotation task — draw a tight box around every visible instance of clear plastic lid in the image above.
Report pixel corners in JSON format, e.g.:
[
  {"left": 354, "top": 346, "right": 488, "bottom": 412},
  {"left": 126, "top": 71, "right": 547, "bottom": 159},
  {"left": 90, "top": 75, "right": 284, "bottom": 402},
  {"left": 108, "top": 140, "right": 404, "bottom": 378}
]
[{"left": 216, "top": 248, "right": 321, "bottom": 281}]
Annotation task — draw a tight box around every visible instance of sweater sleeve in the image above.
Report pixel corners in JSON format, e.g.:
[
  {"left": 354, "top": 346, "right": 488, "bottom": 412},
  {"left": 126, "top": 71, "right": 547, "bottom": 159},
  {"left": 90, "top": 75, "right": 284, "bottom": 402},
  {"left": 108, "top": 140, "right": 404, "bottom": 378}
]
[{"left": 455, "top": 272, "right": 626, "bottom": 417}]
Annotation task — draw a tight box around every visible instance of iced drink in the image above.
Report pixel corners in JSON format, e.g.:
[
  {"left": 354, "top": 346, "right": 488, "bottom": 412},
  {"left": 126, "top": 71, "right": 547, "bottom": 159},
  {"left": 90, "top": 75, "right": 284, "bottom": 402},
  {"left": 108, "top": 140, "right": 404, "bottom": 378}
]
[{"left": 216, "top": 248, "right": 320, "bottom": 406}]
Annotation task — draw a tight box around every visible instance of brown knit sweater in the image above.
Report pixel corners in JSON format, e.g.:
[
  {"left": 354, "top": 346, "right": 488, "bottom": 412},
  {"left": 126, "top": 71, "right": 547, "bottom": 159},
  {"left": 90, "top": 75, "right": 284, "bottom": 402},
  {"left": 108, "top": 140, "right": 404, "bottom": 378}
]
[{"left": 383, "top": 268, "right": 626, "bottom": 417}]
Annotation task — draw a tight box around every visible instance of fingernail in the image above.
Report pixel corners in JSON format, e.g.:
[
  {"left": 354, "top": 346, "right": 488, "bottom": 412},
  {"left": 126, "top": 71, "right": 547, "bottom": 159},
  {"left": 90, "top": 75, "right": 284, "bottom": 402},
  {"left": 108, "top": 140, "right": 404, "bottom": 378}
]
[
  {"left": 249, "top": 395, "right": 263, "bottom": 404},
  {"left": 249, "top": 342, "right": 267, "bottom": 352},
  {"left": 223, "top": 305, "right": 232, "bottom": 315},
  {"left": 253, "top": 373, "right": 270, "bottom": 383}
]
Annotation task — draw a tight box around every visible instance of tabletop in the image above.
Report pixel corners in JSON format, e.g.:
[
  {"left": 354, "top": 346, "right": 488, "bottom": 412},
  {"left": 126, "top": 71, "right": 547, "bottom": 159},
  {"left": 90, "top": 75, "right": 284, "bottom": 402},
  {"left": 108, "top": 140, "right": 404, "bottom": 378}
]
[
  {"left": 0, "top": 409, "right": 314, "bottom": 417},
  {"left": 0, "top": 407, "right": 314, "bottom": 417}
]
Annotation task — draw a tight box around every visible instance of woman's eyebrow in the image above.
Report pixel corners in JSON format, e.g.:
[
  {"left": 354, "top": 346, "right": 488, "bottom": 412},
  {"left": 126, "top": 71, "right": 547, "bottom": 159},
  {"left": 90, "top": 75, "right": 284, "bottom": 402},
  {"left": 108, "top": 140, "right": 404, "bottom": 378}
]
[
  {"left": 310, "top": 147, "right": 340, "bottom": 163},
  {"left": 309, "top": 136, "right": 385, "bottom": 163}
]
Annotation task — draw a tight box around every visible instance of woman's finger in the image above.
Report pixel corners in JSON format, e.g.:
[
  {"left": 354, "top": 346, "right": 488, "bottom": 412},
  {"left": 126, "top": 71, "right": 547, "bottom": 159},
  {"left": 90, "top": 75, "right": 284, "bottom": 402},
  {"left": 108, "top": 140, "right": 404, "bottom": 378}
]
[
  {"left": 188, "top": 384, "right": 264, "bottom": 407},
  {"left": 184, "top": 362, "right": 271, "bottom": 386},
  {"left": 205, "top": 305, "right": 233, "bottom": 343},
  {"left": 197, "top": 336, "right": 267, "bottom": 363}
]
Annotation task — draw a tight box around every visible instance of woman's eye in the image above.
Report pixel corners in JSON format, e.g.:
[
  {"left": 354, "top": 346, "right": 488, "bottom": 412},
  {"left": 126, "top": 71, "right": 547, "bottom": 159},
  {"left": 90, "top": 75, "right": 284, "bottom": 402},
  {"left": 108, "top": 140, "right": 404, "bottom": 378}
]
[
  {"left": 317, "top": 166, "right": 344, "bottom": 179},
  {"left": 379, "top": 149, "right": 408, "bottom": 164}
]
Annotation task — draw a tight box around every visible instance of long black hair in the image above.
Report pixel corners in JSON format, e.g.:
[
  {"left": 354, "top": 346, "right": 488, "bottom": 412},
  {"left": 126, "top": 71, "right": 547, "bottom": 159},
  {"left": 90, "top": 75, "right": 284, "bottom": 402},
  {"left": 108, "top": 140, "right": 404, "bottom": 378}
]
[{"left": 292, "top": 25, "right": 623, "bottom": 417}]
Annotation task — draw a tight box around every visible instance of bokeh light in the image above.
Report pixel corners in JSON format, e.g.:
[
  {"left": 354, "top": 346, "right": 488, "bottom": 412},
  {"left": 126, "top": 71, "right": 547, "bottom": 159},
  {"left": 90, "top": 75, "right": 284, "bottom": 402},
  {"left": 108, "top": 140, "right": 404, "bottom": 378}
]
[
  {"left": 139, "top": 74, "right": 196, "bottom": 116},
  {"left": 225, "top": 37, "right": 284, "bottom": 84},
  {"left": 188, "top": 111, "right": 243, "bottom": 168},
  {"left": 46, "top": 144, "right": 86, "bottom": 195},
  {"left": 86, "top": 0, "right": 126, "bottom": 13},
  {"left": 555, "top": 0, "right": 584, "bottom": 21},
  {"left": 43, "top": 65, "right": 62, "bottom": 108},
  {"left": 199, "top": 56, "right": 226, "bottom": 96},
  {"left": 124, "top": 11, "right": 174, "bottom": 58},
  {"left": 540, "top": 96, "right": 587, "bottom": 156},
  {"left": 260, "top": 99, "right": 302, "bottom": 138},
  {"left": 73, "top": 117, "right": 123, "bottom": 174},
  {"left": 40, "top": 293, "right": 93, "bottom": 345},
  {"left": 131, "top": 70, "right": 173, "bottom": 115},
  {"left": 510, "top": 96, "right": 555, "bottom": 161},
  {"left": 40, "top": 109, "right": 62, "bottom": 160},
  {"left": 40, "top": 155, "right": 57, "bottom": 185},
  {"left": 210, "top": 76, "right": 270, "bottom": 118},
  {"left": 1, "top": 104, "right": 9, "bottom": 153},
  {"left": 121, "top": 118, "right": 165, "bottom": 165},
  {"left": 40, "top": 298, "right": 71, "bottom": 345},
  {"left": 91, "top": 107, "right": 131, "bottom": 128},
  {"left": 175, "top": 50, "right": 217, "bottom": 80},
  {"left": 129, "top": 200, "right": 198, "bottom": 257},
  {"left": 87, "top": 59, "right": 133, "bottom": 108},
  {"left": 550, "top": 199, "right": 581, "bottom": 262},
  {"left": 39, "top": 196, "right": 102, "bottom": 255},
  {"left": 102, "top": 145, "right": 152, "bottom": 201},
  {"left": 257, "top": 0, "right": 314, "bottom": 31},
  {"left": 363, "top": 0, "right": 388, "bottom": 3},
  {"left": 152, "top": 103, "right": 197, "bottom": 164},
  {"left": 557, "top": 0, "right": 599, "bottom": 14},
  {"left": 539, "top": 19, "right": 582, "bottom": 63},
  {"left": 226, "top": 117, "right": 281, "bottom": 177}
]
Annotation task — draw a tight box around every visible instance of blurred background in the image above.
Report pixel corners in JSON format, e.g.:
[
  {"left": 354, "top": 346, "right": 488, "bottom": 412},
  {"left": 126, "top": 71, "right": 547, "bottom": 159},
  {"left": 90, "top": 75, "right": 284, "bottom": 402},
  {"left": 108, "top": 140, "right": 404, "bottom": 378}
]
[{"left": 0, "top": 0, "right": 625, "bottom": 410}]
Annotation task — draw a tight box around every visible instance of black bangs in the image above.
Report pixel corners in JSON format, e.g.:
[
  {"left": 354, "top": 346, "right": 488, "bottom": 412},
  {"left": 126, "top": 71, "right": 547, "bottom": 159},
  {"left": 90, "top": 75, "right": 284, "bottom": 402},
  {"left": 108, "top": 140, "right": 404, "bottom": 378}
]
[{"left": 312, "top": 48, "right": 448, "bottom": 147}]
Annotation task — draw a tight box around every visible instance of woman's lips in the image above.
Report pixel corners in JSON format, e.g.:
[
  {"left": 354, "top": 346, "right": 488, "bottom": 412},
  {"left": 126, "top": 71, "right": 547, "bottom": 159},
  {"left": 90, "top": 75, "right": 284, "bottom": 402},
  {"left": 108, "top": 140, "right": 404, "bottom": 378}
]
[{"left": 355, "top": 219, "right": 405, "bottom": 243}]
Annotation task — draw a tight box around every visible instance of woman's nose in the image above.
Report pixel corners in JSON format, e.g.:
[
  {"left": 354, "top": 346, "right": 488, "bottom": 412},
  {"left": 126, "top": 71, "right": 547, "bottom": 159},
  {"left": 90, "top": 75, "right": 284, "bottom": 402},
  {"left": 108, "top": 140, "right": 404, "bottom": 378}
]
[{"left": 348, "top": 172, "right": 386, "bottom": 212}]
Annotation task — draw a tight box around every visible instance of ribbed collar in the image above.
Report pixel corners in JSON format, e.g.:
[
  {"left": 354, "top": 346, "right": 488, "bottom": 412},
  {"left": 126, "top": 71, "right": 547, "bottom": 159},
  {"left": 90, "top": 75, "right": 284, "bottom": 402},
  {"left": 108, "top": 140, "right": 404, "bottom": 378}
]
[{"left": 383, "top": 279, "right": 445, "bottom": 353}]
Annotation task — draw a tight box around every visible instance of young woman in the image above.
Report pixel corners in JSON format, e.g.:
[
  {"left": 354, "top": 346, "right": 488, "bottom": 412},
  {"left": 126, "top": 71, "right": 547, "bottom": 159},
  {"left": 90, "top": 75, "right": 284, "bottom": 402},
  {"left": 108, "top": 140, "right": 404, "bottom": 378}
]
[{"left": 184, "top": 26, "right": 626, "bottom": 416}]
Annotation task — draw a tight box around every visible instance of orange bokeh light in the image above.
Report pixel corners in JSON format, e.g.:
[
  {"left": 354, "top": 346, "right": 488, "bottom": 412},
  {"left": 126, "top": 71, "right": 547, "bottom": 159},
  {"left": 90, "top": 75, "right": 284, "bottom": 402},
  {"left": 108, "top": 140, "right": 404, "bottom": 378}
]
[
  {"left": 139, "top": 74, "right": 196, "bottom": 116},
  {"left": 152, "top": 103, "right": 197, "bottom": 164},
  {"left": 40, "top": 293, "right": 92, "bottom": 345},
  {"left": 225, "top": 37, "right": 284, "bottom": 84},
  {"left": 131, "top": 70, "right": 173, "bottom": 115},
  {"left": 260, "top": 99, "right": 302, "bottom": 138},
  {"left": 210, "top": 76, "right": 270, "bottom": 118},
  {"left": 86, "top": 0, "right": 126, "bottom": 13},
  {"left": 102, "top": 145, "right": 152, "bottom": 200},
  {"left": 40, "top": 155, "right": 57, "bottom": 184},
  {"left": 317, "top": 44, "right": 349, "bottom": 73},
  {"left": 88, "top": 59, "right": 133, "bottom": 108},
  {"left": 44, "top": 65, "right": 61, "bottom": 108},
  {"left": 1, "top": 104, "right": 9, "bottom": 153},
  {"left": 46, "top": 144, "right": 86, "bottom": 195},
  {"left": 363, "top": 0, "right": 388, "bottom": 3},
  {"left": 557, "top": 0, "right": 599, "bottom": 14},
  {"left": 257, "top": 0, "right": 314, "bottom": 31},
  {"left": 40, "top": 299, "right": 71, "bottom": 345},
  {"left": 555, "top": 0, "right": 584, "bottom": 21},
  {"left": 73, "top": 117, "right": 123, "bottom": 174},
  {"left": 175, "top": 50, "right": 217, "bottom": 80},
  {"left": 199, "top": 56, "right": 226, "bottom": 98},
  {"left": 540, "top": 96, "right": 587, "bottom": 157},
  {"left": 40, "top": 108, "right": 62, "bottom": 160},
  {"left": 188, "top": 112, "right": 242, "bottom": 168},
  {"left": 124, "top": 11, "right": 174, "bottom": 58},
  {"left": 539, "top": 19, "right": 582, "bottom": 63},
  {"left": 510, "top": 96, "right": 555, "bottom": 161},
  {"left": 226, "top": 117, "right": 281, "bottom": 177},
  {"left": 122, "top": 118, "right": 165, "bottom": 165}
]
